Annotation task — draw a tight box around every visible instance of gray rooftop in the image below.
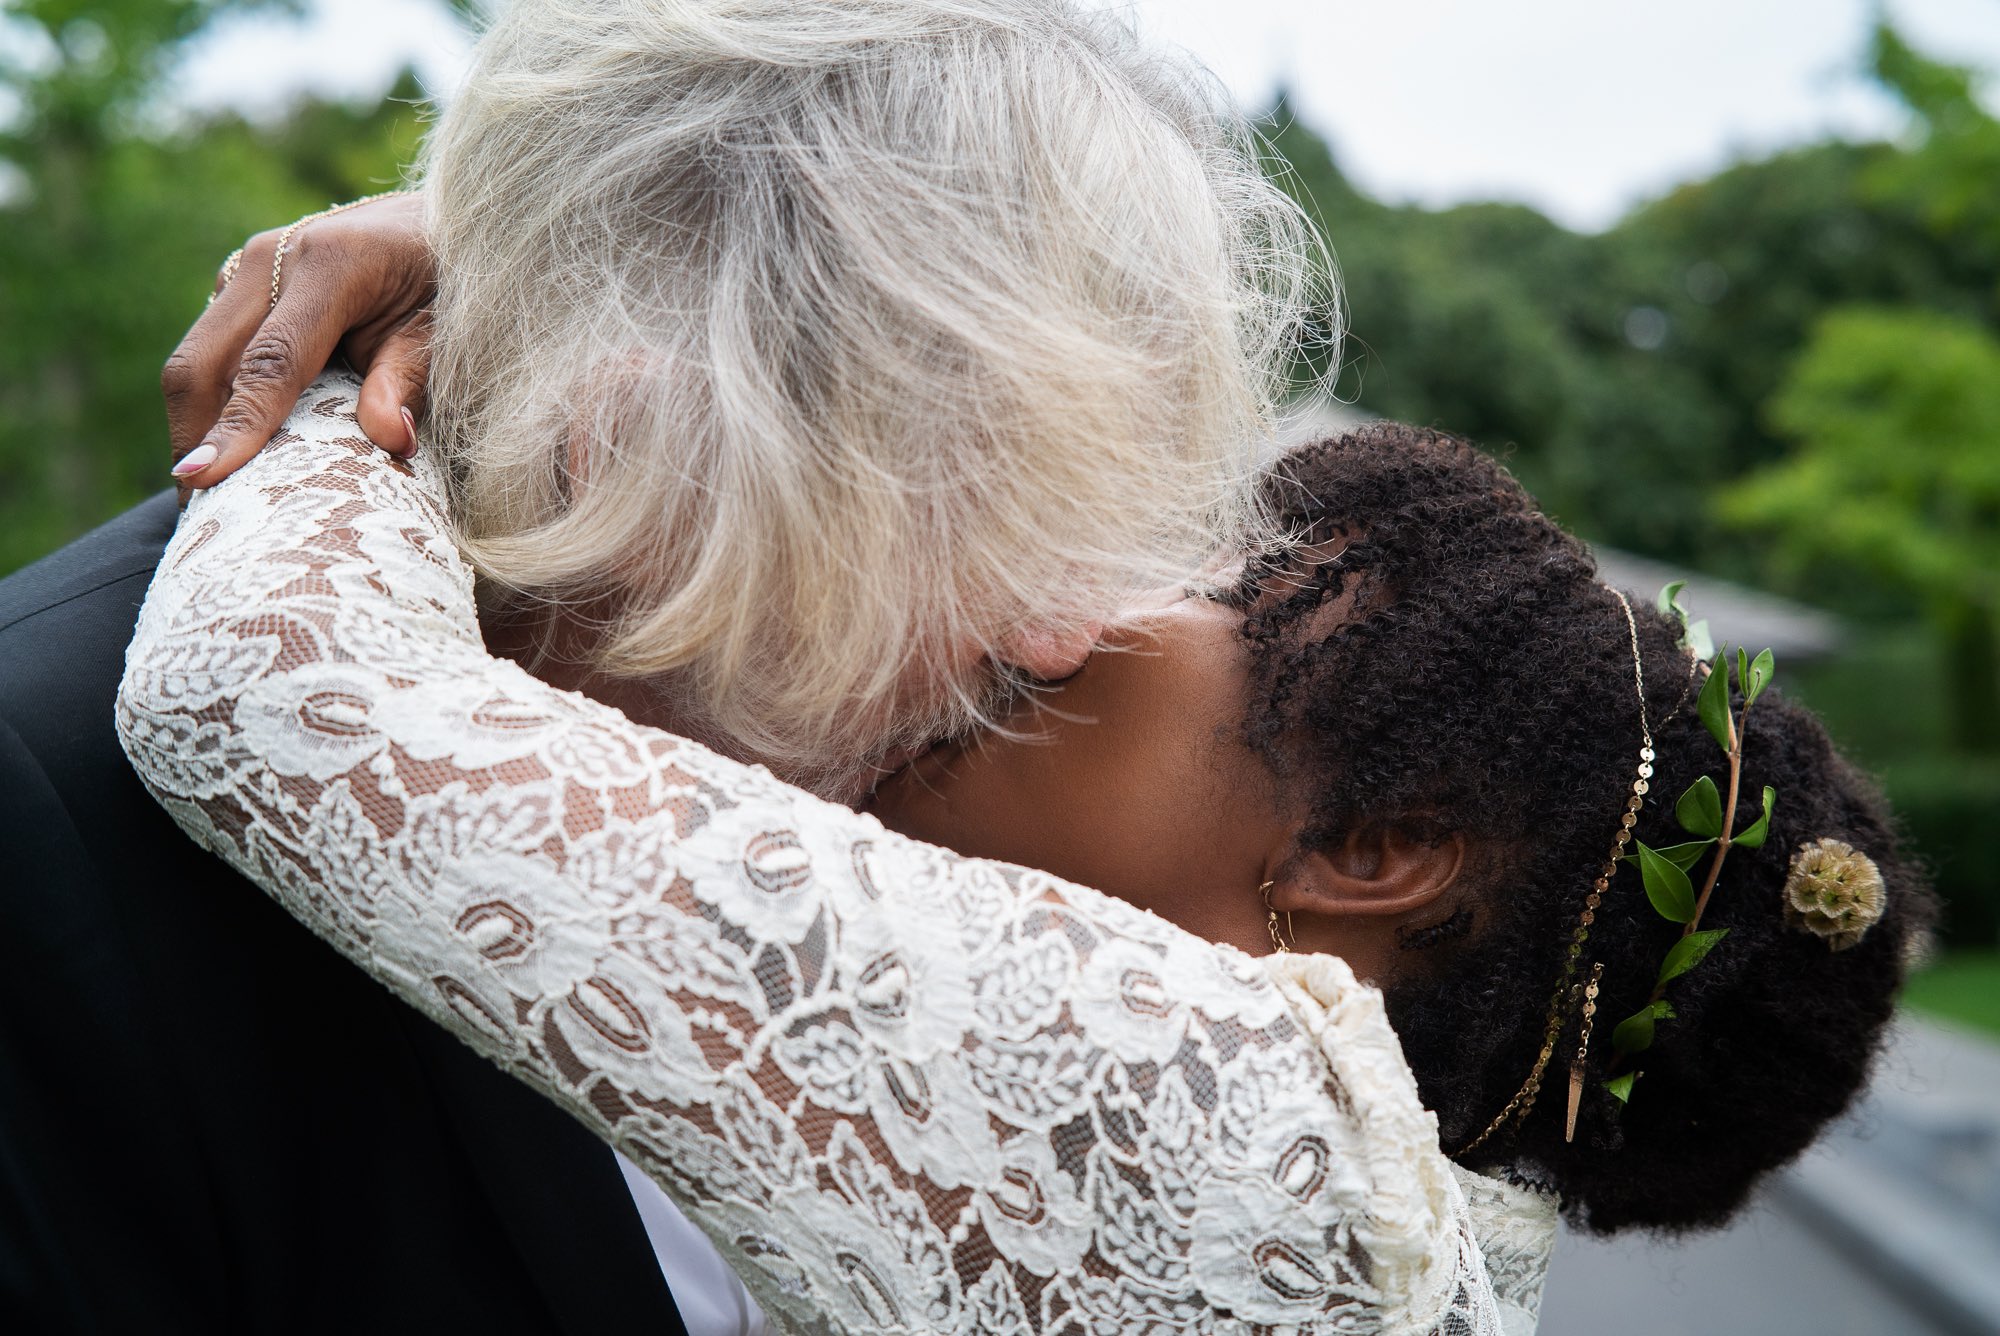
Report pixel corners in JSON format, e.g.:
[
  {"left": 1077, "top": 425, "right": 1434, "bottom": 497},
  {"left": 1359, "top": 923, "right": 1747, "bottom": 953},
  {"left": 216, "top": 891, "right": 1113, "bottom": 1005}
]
[{"left": 1592, "top": 549, "right": 1843, "bottom": 664}]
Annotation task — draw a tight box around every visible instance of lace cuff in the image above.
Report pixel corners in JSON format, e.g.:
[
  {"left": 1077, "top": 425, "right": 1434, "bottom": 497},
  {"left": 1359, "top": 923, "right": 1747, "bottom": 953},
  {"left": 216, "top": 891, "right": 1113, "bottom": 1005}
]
[{"left": 117, "top": 372, "right": 1502, "bottom": 1335}]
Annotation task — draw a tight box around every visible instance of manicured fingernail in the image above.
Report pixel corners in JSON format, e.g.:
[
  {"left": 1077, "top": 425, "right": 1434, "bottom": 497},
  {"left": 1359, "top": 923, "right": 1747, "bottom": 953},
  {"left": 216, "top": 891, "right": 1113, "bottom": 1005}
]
[
  {"left": 172, "top": 444, "right": 218, "bottom": 478},
  {"left": 398, "top": 406, "right": 419, "bottom": 456}
]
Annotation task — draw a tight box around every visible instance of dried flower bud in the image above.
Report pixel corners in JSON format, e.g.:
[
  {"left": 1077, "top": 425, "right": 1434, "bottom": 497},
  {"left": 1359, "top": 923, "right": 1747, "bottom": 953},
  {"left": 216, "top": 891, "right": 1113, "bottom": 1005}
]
[{"left": 1783, "top": 838, "right": 1885, "bottom": 951}]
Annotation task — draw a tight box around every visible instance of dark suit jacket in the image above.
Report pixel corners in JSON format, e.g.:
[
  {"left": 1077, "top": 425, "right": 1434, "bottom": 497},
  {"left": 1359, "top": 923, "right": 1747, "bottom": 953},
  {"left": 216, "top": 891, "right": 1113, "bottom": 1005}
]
[{"left": 0, "top": 495, "right": 686, "bottom": 1335}]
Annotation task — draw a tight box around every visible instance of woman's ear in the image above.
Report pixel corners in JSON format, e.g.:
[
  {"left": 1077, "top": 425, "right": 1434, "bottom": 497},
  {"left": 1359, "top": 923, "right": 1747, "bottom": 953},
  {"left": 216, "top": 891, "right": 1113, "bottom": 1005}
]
[{"left": 1270, "top": 825, "right": 1466, "bottom": 919}]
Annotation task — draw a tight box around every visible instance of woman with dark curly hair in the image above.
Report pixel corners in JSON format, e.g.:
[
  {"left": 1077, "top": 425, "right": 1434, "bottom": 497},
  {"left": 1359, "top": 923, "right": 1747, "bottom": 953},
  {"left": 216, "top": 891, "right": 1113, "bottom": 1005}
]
[
  {"left": 118, "top": 407, "right": 1927, "bottom": 1333},
  {"left": 875, "top": 420, "right": 1930, "bottom": 1236},
  {"left": 1253, "top": 428, "right": 1927, "bottom": 1233}
]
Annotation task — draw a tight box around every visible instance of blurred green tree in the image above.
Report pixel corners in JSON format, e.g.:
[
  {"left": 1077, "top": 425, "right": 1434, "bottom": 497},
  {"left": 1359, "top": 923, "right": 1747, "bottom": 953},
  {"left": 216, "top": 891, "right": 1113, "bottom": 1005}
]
[
  {"left": 1724, "top": 307, "right": 2000, "bottom": 752},
  {"left": 1262, "top": 27, "right": 2000, "bottom": 571},
  {"left": 1722, "top": 26, "right": 2000, "bottom": 758},
  {"left": 1865, "top": 21, "right": 2000, "bottom": 262},
  {"left": 0, "top": 0, "right": 429, "bottom": 573}
]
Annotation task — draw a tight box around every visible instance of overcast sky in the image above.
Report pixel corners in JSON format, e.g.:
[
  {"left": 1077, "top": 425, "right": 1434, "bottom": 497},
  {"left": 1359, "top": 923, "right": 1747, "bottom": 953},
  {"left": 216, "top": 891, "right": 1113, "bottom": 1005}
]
[{"left": 177, "top": 0, "right": 2000, "bottom": 232}]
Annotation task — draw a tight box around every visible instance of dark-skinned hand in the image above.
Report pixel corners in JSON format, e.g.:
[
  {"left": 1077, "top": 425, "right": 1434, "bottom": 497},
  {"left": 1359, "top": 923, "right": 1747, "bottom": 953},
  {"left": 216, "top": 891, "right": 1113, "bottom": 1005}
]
[{"left": 165, "top": 191, "right": 434, "bottom": 497}]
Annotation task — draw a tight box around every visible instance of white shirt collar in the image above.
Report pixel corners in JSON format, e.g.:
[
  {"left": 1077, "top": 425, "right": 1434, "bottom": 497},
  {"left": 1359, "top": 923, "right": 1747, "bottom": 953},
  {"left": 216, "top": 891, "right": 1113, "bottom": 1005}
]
[{"left": 1450, "top": 1163, "right": 1560, "bottom": 1335}]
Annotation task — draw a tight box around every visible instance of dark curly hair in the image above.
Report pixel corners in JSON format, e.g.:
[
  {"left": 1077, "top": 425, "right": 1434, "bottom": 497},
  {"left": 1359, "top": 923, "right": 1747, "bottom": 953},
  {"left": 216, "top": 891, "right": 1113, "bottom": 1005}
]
[{"left": 1229, "top": 422, "right": 1935, "bottom": 1234}]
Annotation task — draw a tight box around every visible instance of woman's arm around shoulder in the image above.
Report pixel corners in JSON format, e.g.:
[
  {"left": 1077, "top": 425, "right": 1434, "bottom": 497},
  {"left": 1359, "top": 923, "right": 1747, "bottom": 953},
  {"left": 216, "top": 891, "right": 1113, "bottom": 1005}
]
[{"left": 116, "top": 371, "right": 1500, "bottom": 1336}]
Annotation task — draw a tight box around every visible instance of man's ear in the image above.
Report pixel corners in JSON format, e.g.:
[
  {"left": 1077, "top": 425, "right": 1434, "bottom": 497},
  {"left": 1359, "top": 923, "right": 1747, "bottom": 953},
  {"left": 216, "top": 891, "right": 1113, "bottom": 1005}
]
[{"left": 1269, "top": 825, "right": 1466, "bottom": 919}]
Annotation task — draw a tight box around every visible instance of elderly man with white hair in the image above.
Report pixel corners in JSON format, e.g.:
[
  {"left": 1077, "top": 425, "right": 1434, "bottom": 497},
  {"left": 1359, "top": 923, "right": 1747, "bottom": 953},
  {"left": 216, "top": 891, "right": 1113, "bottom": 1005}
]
[
  {"left": 6, "top": 2, "right": 1525, "bottom": 1333},
  {"left": 168, "top": 0, "right": 1321, "bottom": 800}
]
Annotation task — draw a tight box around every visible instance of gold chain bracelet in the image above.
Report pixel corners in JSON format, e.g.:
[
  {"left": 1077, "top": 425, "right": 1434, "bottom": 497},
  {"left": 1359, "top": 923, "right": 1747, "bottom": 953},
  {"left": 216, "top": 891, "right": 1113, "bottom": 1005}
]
[{"left": 269, "top": 190, "right": 411, "bottom": 310}]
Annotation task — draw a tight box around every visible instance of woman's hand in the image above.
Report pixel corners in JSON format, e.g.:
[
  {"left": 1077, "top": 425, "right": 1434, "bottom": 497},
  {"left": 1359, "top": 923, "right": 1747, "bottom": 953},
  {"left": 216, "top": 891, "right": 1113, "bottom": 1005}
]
[{"left": 164, "top": 191, "right": 434, "bottom": 491}]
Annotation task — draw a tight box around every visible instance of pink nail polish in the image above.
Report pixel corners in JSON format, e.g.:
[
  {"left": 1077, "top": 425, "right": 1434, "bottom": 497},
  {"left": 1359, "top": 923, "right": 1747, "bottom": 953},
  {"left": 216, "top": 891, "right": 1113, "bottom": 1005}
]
[
  {"left": 172, "top": 443, "right": 218, "bottom": 478},
  {"left": 398, "top": 406, "right": 419, "bottom": 456}
]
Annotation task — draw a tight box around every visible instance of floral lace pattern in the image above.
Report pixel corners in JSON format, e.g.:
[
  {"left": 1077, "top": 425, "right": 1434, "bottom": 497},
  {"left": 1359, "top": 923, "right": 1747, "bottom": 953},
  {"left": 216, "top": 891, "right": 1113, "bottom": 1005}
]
[
  {"left": 117, "top": 372, "right": 1527, "bottom": 1335},
  {"left": 1447, "top": 1168, "right": 1556, "bottom": 1336}
]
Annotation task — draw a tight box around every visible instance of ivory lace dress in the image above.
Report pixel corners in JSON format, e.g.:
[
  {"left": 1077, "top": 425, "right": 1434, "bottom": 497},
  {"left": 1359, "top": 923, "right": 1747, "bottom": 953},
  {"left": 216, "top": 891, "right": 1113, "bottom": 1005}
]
[{"left": 116, "top": 373, "right": 1555, "bottom": 1335}]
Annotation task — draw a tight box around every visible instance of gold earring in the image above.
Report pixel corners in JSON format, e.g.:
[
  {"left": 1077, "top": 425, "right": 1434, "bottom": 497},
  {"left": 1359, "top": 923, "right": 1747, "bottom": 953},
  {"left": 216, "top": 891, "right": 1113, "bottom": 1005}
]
[{"left": 1261, "top": 881, "right": 1294, "bottom": 954}]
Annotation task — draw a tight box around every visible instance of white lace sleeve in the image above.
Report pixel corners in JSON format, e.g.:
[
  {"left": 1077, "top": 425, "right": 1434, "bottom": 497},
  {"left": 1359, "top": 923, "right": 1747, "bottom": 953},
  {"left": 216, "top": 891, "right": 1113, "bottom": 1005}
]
[{"left": 117, "top": 372, "right": 1503, "bottom": 1336}]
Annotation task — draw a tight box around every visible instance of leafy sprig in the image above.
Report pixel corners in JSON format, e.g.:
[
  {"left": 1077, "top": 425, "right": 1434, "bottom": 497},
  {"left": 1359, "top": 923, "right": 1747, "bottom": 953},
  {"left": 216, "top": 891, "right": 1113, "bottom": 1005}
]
[{"left": 1604, "top": 583, "right": 1778, "bottom": 1106}]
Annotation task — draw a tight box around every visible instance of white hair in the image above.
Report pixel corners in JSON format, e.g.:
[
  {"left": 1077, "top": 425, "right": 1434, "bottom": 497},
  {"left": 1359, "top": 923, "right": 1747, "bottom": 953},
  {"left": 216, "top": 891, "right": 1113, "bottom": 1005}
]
[{"left": 420, "top": 0, "right": 1332, "bottom": 786}]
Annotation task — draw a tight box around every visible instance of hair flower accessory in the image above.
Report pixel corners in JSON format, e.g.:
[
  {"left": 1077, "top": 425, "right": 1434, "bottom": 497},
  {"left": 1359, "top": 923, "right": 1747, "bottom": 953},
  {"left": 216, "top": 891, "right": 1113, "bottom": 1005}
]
[{"left": 1783, "top": 838, "right": 1886, "bottom": 950}]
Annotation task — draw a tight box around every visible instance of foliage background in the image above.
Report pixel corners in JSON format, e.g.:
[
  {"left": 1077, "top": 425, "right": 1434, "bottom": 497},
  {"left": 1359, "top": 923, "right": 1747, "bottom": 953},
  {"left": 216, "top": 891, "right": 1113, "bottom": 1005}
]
[{"left": 2, "top": 2, "right": 1995, "bottom": 965}]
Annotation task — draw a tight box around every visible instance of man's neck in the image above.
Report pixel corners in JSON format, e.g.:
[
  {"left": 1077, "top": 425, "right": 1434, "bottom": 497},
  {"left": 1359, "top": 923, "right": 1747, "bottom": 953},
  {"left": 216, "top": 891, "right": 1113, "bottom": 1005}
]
[
  {"left": 477, "top": 603, "right": 718, "bottom": 748},
  {"left": 477, "top": 601, "right": 884, "bottom": 807}
]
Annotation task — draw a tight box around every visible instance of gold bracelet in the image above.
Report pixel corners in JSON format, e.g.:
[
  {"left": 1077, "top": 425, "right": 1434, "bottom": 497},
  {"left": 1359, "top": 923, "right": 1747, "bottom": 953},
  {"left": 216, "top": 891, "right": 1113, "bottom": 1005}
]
[
  {"left": 269, "top": 189, "right": 411, "bottom": 310},
  {"left": 206, "top": 247, "right": 246, "bottom": 307}
]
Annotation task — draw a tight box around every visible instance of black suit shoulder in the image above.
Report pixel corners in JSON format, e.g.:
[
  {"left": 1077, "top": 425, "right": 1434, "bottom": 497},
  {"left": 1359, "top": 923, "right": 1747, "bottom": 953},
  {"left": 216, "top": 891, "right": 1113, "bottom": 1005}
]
[
  {"left": 0, "top": 493, "right": 177, "bottom": 818},
  {"left": 0, "top": 497, "right": 680, "bottom": 1335},
  {"left": 0, "top": 491, "right": 175, "bottom": 644},
  {"left": 0, "top": 493, "right": 177, "bottom": 622}
]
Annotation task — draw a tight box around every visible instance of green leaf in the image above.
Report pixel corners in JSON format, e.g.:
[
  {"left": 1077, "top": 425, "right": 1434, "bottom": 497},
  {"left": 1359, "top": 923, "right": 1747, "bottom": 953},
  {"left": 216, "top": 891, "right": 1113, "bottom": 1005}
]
[
  {"left": 1688, "top": 620, "right": 1720, "bottom": 664},
  {"left": 1612, "top": 1001, "right": 1677, "bottom": 1055},
  {"left": 1675, "top": 775, "right": 1724, "bottom": 838},
  {"left": 1657, "top": 928, "right": 1730, "bottom": 987},
  {"left": 1657, "top": 581, "right": 1689, "bottom": 632},
  {"left": 1612, "top": 1012, "right": 1653, "bottom": 1055},
  {"left": 1697, "top": 655, "right": 1732, "bottom": 749},
  {"left": 1604, "top": 1073, "right": 1637, "bottom": 1104},
  {"left": 1737, "top": 647, "right": 1750, "bottom": 696},
  {"left": 1734, "top": 786, "right": 1778, "bottom": 849},
  {"left": 1746, "top": 648, "right": 1775, "bottom": 704},
  {"left": 1637, "top": 841, "right": 1697, "bottom": 923},
  {"left": 1621, "top": 839, "right": 1714, "bottom": 873}
]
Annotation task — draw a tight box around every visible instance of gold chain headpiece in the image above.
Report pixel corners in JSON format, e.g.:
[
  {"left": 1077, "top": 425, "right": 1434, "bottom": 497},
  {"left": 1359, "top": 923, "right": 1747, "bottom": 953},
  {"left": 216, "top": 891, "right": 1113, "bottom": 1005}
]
[{"left": 1454, "top": 586, "right": 1654, "bottom": 1158}]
